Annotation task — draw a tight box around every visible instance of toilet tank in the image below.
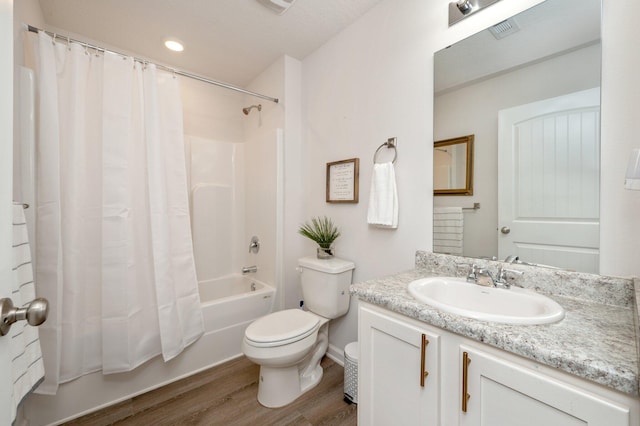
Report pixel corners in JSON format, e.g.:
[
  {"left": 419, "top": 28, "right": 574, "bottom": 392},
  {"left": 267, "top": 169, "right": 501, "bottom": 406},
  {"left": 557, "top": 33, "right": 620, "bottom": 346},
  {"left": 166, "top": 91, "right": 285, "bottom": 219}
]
[{"left": 298, "top": 256, "right": 355, "bottom": 319}]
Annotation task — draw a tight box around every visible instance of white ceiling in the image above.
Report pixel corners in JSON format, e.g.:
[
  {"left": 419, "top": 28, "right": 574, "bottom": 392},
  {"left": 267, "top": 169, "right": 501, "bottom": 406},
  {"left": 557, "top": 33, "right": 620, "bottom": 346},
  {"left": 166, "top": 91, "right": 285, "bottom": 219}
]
[
  {"left": 38, "top": 0, "right": 384, "bottom": 87},
  {"left": 435, "top": 0, "right": 601, "bottom": 94},
  {"left": 38, "top": 0, "right": 601, "bottom": 95}
]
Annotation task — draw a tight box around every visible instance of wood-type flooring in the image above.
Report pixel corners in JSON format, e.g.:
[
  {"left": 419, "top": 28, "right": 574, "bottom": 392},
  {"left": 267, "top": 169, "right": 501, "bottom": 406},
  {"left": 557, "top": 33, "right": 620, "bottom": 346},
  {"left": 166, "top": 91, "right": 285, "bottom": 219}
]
[{"left": 62, "top": 356, "right": 357, "bottom": 426}]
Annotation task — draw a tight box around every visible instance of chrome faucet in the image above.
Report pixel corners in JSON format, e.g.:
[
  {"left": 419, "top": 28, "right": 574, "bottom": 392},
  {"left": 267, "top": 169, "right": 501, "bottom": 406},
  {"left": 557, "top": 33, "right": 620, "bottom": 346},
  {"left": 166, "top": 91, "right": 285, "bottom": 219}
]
[
  {"left": 495, "top": 266, "right": 525, "bottom": 289},
  {"left": 467, "top": 264, "right": 495, "bottom": 287},
  {"left": 504, "top": 254, "right": 519, "bottom": 263},
  {"left": 467, "top": 264, "right": 524, "bottom": 289},
  {"left": 466, "top": 264, "right": 479, "bottom": 283},
  {"left": 242, "top": 265, "right": 257, "bottom": 274},
  {"left": 475, "top": 268, "right": 496, "bottom": 287}
]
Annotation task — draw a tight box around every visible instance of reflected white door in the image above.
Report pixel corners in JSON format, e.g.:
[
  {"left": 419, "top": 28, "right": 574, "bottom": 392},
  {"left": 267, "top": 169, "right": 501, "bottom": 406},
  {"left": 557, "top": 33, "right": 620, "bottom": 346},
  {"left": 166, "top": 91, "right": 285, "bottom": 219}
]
[
  {"left": 498, "top": 88, "right": 600, "bottom": 273},
  {"left": 0, "top": 0, "right": 14, "bottom": 423}
]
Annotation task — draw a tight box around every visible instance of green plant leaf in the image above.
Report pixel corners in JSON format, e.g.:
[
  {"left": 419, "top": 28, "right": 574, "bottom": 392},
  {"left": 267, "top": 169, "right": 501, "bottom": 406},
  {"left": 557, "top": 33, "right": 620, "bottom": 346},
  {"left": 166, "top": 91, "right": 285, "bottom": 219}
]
[{"left": 298, "top": 216, "right": 341, "bottom": 248}]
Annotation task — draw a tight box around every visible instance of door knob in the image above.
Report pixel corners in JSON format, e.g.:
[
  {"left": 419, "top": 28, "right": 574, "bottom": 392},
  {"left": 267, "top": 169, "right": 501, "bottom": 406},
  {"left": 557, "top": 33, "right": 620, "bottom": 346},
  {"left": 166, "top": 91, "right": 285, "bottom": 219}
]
[
  {"left": 500, "top": 226, "right": 511, "bottom": 234},
  {"left": 0, "top": 297, "right": 49, "bottom": 336}
]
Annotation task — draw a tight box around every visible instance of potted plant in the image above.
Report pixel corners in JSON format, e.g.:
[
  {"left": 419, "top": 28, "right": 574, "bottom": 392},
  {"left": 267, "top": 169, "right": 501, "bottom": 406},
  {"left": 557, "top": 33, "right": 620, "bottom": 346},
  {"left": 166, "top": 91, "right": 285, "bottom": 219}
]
[{"left": 298, "top": 216, "right": 341, "bottom": 259}]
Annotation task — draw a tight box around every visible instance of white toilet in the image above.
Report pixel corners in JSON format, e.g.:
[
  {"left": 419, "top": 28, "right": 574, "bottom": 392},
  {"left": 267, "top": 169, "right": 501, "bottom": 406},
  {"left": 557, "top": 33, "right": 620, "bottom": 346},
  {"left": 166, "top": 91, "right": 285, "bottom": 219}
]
[{"left": 242, "top": 256, "right": 355, "bottom": 408}]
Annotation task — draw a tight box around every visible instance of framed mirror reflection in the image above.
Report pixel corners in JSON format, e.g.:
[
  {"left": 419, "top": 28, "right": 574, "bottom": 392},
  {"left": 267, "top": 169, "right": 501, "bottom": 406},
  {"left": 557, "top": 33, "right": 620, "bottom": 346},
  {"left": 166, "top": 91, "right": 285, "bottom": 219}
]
[{"left": 434, "top": 135, "right": 474, "bottom": 196}]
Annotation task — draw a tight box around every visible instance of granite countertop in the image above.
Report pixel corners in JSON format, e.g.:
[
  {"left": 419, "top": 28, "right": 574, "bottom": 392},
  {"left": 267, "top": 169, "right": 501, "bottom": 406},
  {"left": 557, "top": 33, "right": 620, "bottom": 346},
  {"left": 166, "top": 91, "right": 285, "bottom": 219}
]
[{"left": 351, "top": 268, "right": 640, "bottom": 397}]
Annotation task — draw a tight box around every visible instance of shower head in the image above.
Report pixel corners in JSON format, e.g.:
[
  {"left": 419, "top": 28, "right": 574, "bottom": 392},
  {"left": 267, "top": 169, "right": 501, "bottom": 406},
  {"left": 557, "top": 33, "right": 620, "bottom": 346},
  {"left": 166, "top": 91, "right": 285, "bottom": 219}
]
[{"left": 242, "top": 104, "right": 262, "bottom": 115}]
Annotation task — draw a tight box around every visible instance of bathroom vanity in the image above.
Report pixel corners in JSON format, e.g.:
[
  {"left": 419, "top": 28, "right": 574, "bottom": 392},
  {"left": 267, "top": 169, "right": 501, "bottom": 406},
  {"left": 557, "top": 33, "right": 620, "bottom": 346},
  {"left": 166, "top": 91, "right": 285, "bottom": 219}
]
[{"left": 351, "top": 252, "right": 640, "bottom": 425}]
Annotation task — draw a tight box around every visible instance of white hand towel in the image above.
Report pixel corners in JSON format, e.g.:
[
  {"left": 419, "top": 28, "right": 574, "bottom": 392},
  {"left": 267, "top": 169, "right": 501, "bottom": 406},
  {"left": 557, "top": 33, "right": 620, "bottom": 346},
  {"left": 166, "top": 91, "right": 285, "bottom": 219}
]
[
  {"left": 10, "top": 203, "right": 45, "bottom": 423},
  {"left": 367, "top": 162, "right": 398, "bottom": 228},
  {"left": 433, "top": 207, "right": 464, "bottom": 214},
  {"left": 433, "top": 206, "right": 463, "bottom": 255}
]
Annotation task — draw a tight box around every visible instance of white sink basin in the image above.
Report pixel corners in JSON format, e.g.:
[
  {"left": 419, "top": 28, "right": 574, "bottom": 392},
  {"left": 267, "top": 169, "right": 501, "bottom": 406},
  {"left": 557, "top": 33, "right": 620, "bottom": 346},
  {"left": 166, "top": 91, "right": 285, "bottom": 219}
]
[{"left": 407, "top": 277, "right": 564, "bottom": 325}]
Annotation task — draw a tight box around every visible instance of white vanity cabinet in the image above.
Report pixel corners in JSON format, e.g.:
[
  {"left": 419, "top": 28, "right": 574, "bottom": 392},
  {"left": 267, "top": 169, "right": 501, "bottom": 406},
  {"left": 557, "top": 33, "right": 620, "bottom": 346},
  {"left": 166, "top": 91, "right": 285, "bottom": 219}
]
[
  {"left": 358, "top": 304, "right": 441, "bottom": 425},
  {"left": 459, "top": 345, "right": 631, "bottom": 426},
  {"left": 358, "top": 302, "right": 639, "bottom": 426}
]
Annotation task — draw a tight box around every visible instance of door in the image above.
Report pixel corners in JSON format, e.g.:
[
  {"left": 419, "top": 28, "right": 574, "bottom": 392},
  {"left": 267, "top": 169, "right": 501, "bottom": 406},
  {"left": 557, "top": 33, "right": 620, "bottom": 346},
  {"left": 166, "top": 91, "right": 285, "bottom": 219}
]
[
  {"left": 498, "top": 88, "right": 600, "bottom": 273},
  {"left": 0, "top": 0, "right": 14, "bottom": 423},
  {"left": 358, "top": 304, "right": 440, "bottom": 425}
]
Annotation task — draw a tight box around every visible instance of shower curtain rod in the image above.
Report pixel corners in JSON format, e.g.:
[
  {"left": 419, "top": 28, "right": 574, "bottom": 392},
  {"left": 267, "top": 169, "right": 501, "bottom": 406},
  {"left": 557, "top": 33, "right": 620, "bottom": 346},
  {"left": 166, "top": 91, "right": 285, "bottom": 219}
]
[{"left": 26, "top": 25, "right": 280, "bottom": 104}]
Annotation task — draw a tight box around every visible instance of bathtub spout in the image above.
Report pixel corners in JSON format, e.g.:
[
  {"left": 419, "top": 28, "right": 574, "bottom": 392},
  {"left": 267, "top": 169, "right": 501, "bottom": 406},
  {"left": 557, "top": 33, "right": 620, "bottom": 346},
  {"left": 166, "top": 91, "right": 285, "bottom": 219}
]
[{"left": 242, "top": 265, "right": 258, "bottom": 274}]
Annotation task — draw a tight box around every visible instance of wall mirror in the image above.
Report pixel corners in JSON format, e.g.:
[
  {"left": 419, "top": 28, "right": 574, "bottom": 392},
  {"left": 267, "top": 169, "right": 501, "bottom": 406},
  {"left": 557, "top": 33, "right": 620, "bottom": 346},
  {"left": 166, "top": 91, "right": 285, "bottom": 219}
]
[
  {"left": 433, "top": 0, "right": 601, "bottom": 273},
  {"left": 434, "top": 135, "right": 474, "bottom": 195}
]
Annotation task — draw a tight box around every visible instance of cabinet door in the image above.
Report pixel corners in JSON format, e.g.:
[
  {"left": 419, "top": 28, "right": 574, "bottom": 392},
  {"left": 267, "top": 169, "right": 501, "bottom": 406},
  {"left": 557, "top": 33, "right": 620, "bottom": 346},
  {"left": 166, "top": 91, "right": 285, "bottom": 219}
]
[
  {"left": 358, "top": 305, "right": 440, "bottom": 426},
  {"left": 459, "top": 345, "right": 631, "bottom": 426}
]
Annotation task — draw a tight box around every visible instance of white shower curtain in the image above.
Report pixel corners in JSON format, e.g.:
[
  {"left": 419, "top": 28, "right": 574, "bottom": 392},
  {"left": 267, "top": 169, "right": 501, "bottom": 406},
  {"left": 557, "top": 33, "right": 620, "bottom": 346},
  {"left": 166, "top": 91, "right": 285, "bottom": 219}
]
[{"left": 32, "top": 31, "right": 204, "bottom": 394}]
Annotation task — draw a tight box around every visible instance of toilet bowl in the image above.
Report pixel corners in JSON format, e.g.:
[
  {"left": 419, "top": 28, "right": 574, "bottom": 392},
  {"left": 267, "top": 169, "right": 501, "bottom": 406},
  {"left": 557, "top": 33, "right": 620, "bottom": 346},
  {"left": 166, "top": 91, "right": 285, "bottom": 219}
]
[
  {"left": 242, "top": 309, "right": 329, "bottom": 407},
  {"left": 242, "top": 256, "right": 355, "bottom": 408}
]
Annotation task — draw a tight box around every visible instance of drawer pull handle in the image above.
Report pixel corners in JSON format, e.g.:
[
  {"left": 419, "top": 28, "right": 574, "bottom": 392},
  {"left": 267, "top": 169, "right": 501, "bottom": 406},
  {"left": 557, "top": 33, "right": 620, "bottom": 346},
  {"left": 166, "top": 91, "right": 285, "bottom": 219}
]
[
  {"left": 462, "top": 351, "right": 471, "bottom": 412},
  {"left": 420, "top": 333, "right": 429, "bottom": 387}
]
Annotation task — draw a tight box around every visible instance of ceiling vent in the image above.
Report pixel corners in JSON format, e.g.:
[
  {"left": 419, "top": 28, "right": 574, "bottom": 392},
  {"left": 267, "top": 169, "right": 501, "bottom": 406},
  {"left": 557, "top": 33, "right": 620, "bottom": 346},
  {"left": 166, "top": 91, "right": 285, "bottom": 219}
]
[
  {"left": 256, "top": 0, "right": 299, "bottom": 15},
  {"left": 489, "top": 18, "right": 520, "bottom": 40}
]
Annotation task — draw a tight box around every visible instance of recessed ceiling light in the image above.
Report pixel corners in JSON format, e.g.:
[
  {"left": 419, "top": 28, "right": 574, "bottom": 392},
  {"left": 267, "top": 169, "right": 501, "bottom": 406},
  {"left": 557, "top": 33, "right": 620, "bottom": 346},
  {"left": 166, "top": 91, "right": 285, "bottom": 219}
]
[{"left": 164, "top": 38, "right": 184, "bottom": 52}]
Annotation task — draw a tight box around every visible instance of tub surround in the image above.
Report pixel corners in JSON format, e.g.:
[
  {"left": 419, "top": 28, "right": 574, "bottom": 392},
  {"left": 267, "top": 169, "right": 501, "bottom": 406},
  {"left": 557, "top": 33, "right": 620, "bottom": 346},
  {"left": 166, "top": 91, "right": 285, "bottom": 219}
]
[{"left": 350, "top": 251, "right": 640, "bottom": 396}]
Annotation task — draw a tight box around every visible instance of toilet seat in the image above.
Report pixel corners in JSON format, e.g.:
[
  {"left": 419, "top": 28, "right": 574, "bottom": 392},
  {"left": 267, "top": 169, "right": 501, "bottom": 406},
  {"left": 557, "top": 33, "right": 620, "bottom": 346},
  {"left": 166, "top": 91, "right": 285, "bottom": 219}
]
[{"left": 245, "top": 309, "right": 320, "bottom": 348}]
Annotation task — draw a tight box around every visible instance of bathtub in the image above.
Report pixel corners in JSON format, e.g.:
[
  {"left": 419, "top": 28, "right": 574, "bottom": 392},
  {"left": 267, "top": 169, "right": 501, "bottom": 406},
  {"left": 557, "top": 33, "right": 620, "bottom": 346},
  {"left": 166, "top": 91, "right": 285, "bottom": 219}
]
[
  {"left": 25, "top": 275, "right": 275, "bottom": 425},
  {"left": 199, "top": 274, "right": 276, "bottom": 334}
]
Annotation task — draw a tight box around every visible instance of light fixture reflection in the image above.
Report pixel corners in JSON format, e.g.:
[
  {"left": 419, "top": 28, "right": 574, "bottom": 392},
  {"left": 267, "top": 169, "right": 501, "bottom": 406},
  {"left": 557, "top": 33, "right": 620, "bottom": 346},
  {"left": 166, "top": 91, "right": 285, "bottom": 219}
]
[
  {"left": 449, "top": 0, "right": 502, "bottom": 26},
  {"left": 457, "top": 0, "right": 473, "bottom": 15}
]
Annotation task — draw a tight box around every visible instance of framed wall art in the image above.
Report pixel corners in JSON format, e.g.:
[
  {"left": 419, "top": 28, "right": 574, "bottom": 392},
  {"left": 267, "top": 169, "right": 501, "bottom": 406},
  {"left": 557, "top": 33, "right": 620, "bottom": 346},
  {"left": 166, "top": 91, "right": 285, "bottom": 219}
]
[{"left": 326, "top": 158, "right": 359, "bottom": 203}]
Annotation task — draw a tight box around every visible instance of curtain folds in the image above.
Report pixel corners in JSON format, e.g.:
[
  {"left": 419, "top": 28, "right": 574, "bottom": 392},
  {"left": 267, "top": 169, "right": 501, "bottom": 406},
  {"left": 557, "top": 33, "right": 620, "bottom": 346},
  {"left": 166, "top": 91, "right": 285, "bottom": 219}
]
[{"left": 33, "top": 32, "right": 203, "bottom": 394}]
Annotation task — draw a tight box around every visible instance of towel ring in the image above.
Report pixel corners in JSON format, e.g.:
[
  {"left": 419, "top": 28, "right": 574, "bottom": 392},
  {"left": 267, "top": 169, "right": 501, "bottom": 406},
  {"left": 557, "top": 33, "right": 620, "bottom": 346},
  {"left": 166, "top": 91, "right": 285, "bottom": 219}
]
[{"left": 373, "top": 137, "right": 398, "bottom": 164}]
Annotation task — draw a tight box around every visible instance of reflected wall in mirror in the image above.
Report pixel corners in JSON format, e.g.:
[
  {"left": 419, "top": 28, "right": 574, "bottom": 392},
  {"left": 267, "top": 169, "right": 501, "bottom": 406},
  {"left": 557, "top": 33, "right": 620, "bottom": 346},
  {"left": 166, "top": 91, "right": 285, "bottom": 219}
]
[
  {"left": 433, "top": 0, "right": 601, "bottom": 273},
  {"left": 434, "top": 135, "right": 474, "bottom": 195}
]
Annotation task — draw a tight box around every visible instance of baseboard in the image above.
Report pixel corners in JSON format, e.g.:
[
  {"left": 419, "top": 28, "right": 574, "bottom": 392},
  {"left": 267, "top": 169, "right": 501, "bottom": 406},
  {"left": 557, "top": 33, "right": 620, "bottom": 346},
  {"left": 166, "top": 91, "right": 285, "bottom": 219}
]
[{"left": 326, "top": 343, "right": 344, "bottom": 367}]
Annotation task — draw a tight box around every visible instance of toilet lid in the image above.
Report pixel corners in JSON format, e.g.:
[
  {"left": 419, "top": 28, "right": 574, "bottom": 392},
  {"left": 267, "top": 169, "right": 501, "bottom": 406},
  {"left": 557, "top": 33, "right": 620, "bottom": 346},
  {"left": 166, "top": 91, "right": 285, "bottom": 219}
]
[{"left": 245, "top": 309, "right": 320, "bottom": 346}]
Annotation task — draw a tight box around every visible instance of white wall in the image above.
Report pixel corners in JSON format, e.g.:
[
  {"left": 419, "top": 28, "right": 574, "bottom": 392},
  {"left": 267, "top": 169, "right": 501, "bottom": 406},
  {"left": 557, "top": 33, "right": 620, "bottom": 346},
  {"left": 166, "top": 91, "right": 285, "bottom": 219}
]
[
  {"left": 600, "top": 1, "right": 640, "bottom": 277},
  {"left": 301, "top": 0, "right": 640, "bottom": 353},
  {"left": 12, "top": 0, "right": 43, "bottom": 200},
  {"left": 302, "top": 0, "right": 438, "bottom": 355},
  {"left": 281, "top": 56, "right": 305, "bottom": 310},
  {"left": 434, "top": 44, "right": 601, "bottom": 258},
  {"left": 244, "top": 57, "right": 285, "bottom": 307},
  {"left": 182, "top": 77, "right": 245, "bottom": 143}
]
